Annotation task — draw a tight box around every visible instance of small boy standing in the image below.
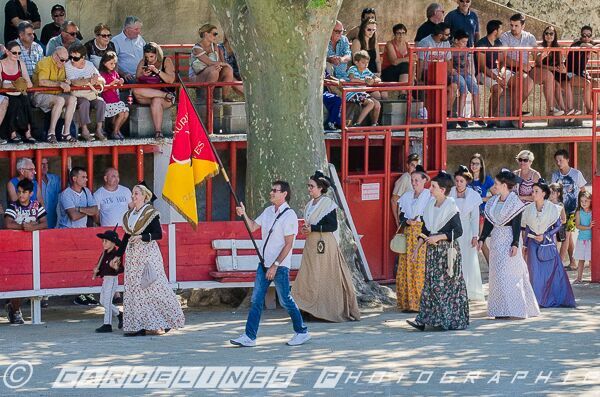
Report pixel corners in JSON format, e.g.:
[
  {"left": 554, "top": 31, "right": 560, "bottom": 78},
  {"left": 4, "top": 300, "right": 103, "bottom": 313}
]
[{"left": 93, "top": 229, "right": 124, "bottom": 333}]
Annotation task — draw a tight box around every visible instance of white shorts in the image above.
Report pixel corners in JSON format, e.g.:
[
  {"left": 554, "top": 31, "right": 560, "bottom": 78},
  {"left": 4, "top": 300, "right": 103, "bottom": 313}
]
[
  {"left": 477, "top": 69, "right": 513, "bottom": 89},
  {"left": 573, "top": 239, "right": 591, "bottom": 261}
]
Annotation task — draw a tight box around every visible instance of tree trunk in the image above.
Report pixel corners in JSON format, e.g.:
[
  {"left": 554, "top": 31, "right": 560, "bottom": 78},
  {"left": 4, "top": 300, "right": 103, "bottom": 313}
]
[{"left": 211, "top": 0, "right": 393, "bottom": 307}]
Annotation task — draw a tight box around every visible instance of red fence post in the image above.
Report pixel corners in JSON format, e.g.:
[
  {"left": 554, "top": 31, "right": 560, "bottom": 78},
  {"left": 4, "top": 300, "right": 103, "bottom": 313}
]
[
  {"left": 591, "top": 90, "right": 599, "bottom": 282},
  {"left": 426, "top": 62, "right": 448, "bottom": 171}
]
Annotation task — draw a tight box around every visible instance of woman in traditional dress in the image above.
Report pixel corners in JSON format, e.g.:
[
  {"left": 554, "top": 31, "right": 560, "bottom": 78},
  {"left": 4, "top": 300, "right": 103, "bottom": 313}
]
[
  {"left": 391, "top": 153, "right": 420, "bottom": 228},
  {"left": 513, "top": 150, "right": 541, "bottom": 203},
  {"left": 522, "top": 179, "right": 576, "bottom": 308},
  {"left": 450, "top": 165, "right": 485, "bottom": 301},
  {"left": 117, "top": 183, "right": 185, "bottom": 336},
  {"left": 478, "top": 170, "right": 541, "bottom": 319},
  {"left": 406, "top": 171, "right": 469, "bottom": 331},
  {"left": 396, "top": 165, "right": 431, "bottom": 312},
  {"left": 292, "top": 171, "right": 360, "bottom": 322}
]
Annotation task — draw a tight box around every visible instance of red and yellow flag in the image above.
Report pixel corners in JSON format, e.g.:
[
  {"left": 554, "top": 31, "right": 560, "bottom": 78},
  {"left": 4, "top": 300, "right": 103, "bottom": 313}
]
[{"left": 162, "top": 87, "right": 219, "bottom": 227}]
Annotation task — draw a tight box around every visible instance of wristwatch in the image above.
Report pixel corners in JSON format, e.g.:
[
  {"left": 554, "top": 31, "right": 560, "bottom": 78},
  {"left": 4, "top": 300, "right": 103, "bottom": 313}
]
[{"left": 273, "top": 261, "right": 280, "bottom": 267}]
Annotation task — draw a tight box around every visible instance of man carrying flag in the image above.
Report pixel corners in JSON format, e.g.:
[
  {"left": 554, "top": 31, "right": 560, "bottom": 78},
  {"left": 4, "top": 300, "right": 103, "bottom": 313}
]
[{"left": 162, "top": 86, "right": 219, "bottom": 227}]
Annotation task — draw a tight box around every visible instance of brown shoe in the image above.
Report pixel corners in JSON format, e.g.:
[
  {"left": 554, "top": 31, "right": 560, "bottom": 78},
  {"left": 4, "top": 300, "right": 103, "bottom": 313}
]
[
  {"left": 80, "top": 131, "right": 95, "bottom": 142},
  {"left": 95, "top": 131, "right": 107, "bottom": 141}
]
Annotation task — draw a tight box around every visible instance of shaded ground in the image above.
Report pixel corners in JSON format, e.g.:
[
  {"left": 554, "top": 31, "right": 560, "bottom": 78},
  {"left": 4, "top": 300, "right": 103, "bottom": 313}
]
[{"left": 0, "top": 269, "right": 598, "bottom": 396}]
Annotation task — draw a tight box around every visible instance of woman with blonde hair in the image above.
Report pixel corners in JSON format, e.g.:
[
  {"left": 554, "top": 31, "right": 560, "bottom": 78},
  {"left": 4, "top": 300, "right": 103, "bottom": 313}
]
[
  {"left": 513, "top": 149, "right": 541, "bottom": 202},
  {"left": 189, "top": 24, "right": 243, "bottom": 101}
]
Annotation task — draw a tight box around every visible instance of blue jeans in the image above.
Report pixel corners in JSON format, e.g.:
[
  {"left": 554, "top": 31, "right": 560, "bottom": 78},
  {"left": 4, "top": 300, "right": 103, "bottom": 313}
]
[
  {"left": 452, "top": 73, "right": 480, "bottom": 95},
  {"left": 245, "top": 264, "right": 307, "bottom": 340}
]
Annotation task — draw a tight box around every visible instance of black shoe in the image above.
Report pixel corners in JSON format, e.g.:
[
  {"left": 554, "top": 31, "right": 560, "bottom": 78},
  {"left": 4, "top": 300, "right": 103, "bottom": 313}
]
[
  {"left": 95, "top": 324, "right": 113, "bottom": 333},
  {"left": 86, "top": 294, "right": 99, "bottom": 305},
  {"left": 447, "top": 121, "right": 458, "bottom": 129},
  {"left": 486, "top": 122, "right": 497, "bottom": 129},
  {"left": 6, "top": 303, "right": 14, "bottom": 323},
  {"left": 23, "top": 136, "right": 36, "bottom": 144},
  {"left": 494, "top": 316, "right": 511, "bottom": 320},
  {"left": 458, "top": 121, "right": 469, "bottom": 128},
  {"left": 8, "top": 135, "right": 22, "bottom": 144},
  {"left": 406, "top": 319, "right": 425, "bottom": 331},
  {"left": 112, "top": 295, "right": 123, "bottom": 305},
  {"left": 41, "top": 299, "right": 49, "bottom": 308},
  {"left": 164, "top": 328, "right": 171, "bottom": 334},
  {"left": 124, "top": 329, "right": 146, "bottom": 337},
  {"left": 11, "top": 311, "right": 25, "bottom": 325},
  {"left": 474, "top": 120, "right": 487, "bottom": 128},
  {"left": 117, "top": 312, "right": 123, "bottom": 330},
  {"left": 73, "top": 295, "right": 89, "bottom": 306}
]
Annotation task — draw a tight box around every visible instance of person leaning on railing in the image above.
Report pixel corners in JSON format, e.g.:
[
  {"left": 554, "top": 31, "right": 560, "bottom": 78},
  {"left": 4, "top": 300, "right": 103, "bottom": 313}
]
[
  {"left": 132, "top": 42, "right": 175, "bottom": 139},
  {"left": 566, "top": 25, "right": 600, "bottom": 115},
  {"left": 31, "top": 46, "right": 77, "bottom": 144}
]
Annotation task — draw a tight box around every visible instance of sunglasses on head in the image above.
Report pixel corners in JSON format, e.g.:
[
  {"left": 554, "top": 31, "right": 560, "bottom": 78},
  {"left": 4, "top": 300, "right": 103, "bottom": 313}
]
[
  {"left": 143, "top": 44, "right": 157, "bottom": 53},
  {"left": 69, "top": 55, "right": 83, "bottom": 62},
  {"left": 97, "top": 33, "right": 112, "bottom": 38}
]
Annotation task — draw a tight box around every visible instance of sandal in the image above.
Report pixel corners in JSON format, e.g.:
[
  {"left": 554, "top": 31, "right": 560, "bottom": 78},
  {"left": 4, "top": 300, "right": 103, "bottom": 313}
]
[
  {"left": 61, "top": 132, "right": 77, "bottom": 143},
  {"left": 164, "top": 93, "right": 176, "bottom": 104},
  {"left": 47, "top": 134, "right": 58, "bottom": 144},
  {"left": 154, "top": 131, "right": 164, "bottom": 139},
  {"left": 23, "top": 134, "right": 36, "bottom": 144},
  {"left": 111, "top": 132, "right": 124, "bottom": 141},
  {"left": 8, "top": 133, "right": 22, "bottom": 144}
]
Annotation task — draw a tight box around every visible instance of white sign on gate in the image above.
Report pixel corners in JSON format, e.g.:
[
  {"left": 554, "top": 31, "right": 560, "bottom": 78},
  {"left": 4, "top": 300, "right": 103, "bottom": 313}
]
[{"left": 361, "top": 183, "right": 380, "bottom": 201}]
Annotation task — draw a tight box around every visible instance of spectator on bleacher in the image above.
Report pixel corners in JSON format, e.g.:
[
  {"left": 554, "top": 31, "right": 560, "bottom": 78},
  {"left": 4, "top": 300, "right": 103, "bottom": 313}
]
[
  {"left": 346, "top": 7, "right": 376, "bottom": 42},
  {"left": 537, "top": 26, "right": 579, "bottom": 118},
  {"left": 7, "top": 157, "right": 42, "bottom": 204},
  {"left": 218, "top": 35, "right": 241, "bottom": 80},
  {"left": 132, "top": 42, "right": 175, "bottom": 139},
  {"left": 4, "top": 0, "right": 41, "bottom": 44},
  {"left": 31, "top": 47, "right": 77, "bottom": 144},
  {"left": 41, "top": 157, "right": 60, "bottom": 229},
  {"left": 444, "top": 0, "right": 479, "bottom": 47},
  {"left": 0, "top": 90, "right": 7, "bottom": 145},
  {"left": 40, "top": 4, "right": 82, "bottom": 46},
  {"left": 57, "top": 166, "right": 98, "bottom": 229},
  {"left": 476, "top": 20, "right": 511, "bottom": 125},
  {"left": 65, "top": 43, "right": 107, "bottom": 142},
  {"left": 451, "top": 30, "right": 483, "bottom": 127},
  {"left": 347, "top": 50, "right": 382, "bottom": 127},
  {"left": 118, "top": 182, "right": 185, "bottom": 337},
  {"left": 500, "top": 14, "right": 562, "bottom": 128},
  {"left": 382, "top": 23, "right": 410, "bottom": 84},
  {"left": 0, "top": 40, "right": 35, "bottom": 144},
  {"left": 93, "top": 167, "right": 132, "bottom": 227},
  {"left": 99, "top": 51, "right": 128, "bottom": 140},
  {"left": 391, "top": 153, "right": 420, "bottom": 227},
  {"left": 417, "top": 23, "right": 458, "bottom": 128},
  {"left": 415, "top": 3, "right": 445, "bottom": 44},
  {"left": 45, "top": 20, "right": 81, "bottom": 57},
  {"left": 326, "top": 21, "right": 352, "bottom": 80},
  {"left": 112, "top": 16, "right": 145, "bottom": 84},
  {"left": 567, "top": 26, "right": 600, "bottom": 115},
  {"left": 189, "top": 24, "right": 243, "bottom": 102},
  {"left": 351, "top": 19, "right": 382, "bottom": 78},
  {"left": 4, "top": 178, "right": 47, "bottom": 325},
  {"left": 323, "top": 70, "right": 342, "bottom": 131},
  {"left": 85, "top": 23, "right": 117, "bottom": 69},
  {"left": 16, "top": 21, "right": 43, "bottom": 77}
]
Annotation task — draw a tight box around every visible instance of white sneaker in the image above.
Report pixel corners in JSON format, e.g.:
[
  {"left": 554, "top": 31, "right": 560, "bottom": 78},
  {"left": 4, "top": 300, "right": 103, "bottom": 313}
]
[
  {"left": 230, "top": 334, "right": 256, "bottom": 347},
  {"left": 286, "top": 332, "right": 311, "bottom": 346},
  {"left": 551, "top": 108, "right": 565, "bottom": 116}
]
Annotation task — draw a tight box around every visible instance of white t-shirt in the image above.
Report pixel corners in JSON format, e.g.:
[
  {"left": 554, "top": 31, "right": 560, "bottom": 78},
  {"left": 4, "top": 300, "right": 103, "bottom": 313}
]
[
  {"left": 551, "top": 168, "right": 587, "bottom": 215},
  {"left": 65, "top": 60, "right": 100, "bottom": 80},
  {"left": 93, "top": 185, "right": 132, "bottom": 227},
  {"left": 255, "top": 202, "right": 298, "bottom": 268}
]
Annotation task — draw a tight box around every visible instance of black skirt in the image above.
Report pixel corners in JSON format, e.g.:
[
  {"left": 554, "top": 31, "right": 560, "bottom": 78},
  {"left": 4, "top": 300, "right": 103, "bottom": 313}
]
[
  {"left": 382, "top": 62, "right": 410, "bottom": 82},
  {"left": 1, "top": 94, "right": 32, "bottom": 137}
]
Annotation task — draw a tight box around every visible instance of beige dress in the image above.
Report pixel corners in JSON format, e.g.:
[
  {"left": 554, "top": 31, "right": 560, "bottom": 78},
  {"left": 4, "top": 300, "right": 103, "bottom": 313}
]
[
  {"left": 121, "top": 205, "right": 185, "bottom": 332},
  {"left": 292, "top": 196, "right": 360, "bottom": 322}
]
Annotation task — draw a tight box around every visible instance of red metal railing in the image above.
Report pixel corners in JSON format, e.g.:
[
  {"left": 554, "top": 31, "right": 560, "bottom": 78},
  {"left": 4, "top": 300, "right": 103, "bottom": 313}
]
[{"left": 591, "top": 88, "right": 600, "bottom": 282}]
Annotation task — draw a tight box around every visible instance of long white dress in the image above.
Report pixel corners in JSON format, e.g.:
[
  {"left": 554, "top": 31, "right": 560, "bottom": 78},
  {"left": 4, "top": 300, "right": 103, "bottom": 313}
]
[
  {"left": 482, "top": 193, "right": 540, "bottom": 318},
  {"left": 450, "top": 187, "right": 485, "bottom": 301}
]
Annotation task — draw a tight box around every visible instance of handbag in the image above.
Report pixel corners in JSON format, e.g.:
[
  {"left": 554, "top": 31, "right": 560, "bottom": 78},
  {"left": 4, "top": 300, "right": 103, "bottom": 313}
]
[
  {"left": 537, "top": 241, "right": 555, "bottom": 262},
  {"left": 72, "top": 82, "right": 104, "bottom": 101},
  {"left": 390, "top": 226, "right": 407, "bottom": 254},
  {"left": 446, "top": 230, "right": 458, "bottom": 277},
  {"left": 317, "top": 227, "right": 325, "bottom": 254},
  {"left": 140, "top": 262, "right": 159, "bottom": 289}
]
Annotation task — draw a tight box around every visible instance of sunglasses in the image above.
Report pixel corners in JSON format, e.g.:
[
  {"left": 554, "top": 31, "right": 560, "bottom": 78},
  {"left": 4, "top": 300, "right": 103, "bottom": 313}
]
[
  {"left": 97, "top": 33, "right": 112, "bottom": 38},
  {"left": 58, "top": 57, "right": 68, "bottom": 63},
  {"left": 10, "top": 51, "right": 21, "bottom": 55},
  {"left": 544, "top": 31, "right": 555, "bottom": 36},
  {"left": 212, "top": 32, "right": 219, "bottom": 37},
  {"left": 52, "top": 13, "right": 65, "bottom": 18},
  {"left": 517, "top": 158, "right": 530, "bottom": 163},
  {"left": 366, "top": 28, "right": 377, "bottom": 32},
  {"left": 270, "top": 188, "right": 282, "bottom": 193},
  {"left": 65, "top": 31, "right": 78, "bottom": 37},
  {"left": 582, "top": 33, "right": 592, "bottom": 38},
  {"left": 69, "top": 55, "right": 83, "bottom": 61}
]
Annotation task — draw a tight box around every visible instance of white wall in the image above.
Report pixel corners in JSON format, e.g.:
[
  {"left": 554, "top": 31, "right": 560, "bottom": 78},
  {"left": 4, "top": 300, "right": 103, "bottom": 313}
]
[{"left": 1, "top": 0, "right": 66, "bottom": 43}]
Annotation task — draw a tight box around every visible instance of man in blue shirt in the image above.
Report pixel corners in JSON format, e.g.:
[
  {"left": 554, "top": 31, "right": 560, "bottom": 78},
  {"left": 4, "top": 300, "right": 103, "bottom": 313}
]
[
  {"left": 41, "top": 157, "right": 61, "bottom": 228},
  {"left": 111, "top": 16, "right": 146, "bottom": 83},
  {"left": 444, "top": 0, "right": 479, "bottom": 47},
  {"left": 326, "top": 20, "right": 352, "bottom": 80}
]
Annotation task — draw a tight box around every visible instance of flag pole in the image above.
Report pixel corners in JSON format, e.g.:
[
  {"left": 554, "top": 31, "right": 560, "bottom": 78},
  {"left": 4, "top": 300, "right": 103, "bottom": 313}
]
[{"left": 177, "top": 77, "right": 265, "bottom": 264}]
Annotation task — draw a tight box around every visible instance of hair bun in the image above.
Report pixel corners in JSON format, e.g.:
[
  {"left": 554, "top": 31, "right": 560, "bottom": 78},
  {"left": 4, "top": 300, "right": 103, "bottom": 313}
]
[
  {"left": 457, "top": 165, "right": 469, "bottom": 174},
  {"left": 414, "top": 165, "right": 425, "bottom": 173}
]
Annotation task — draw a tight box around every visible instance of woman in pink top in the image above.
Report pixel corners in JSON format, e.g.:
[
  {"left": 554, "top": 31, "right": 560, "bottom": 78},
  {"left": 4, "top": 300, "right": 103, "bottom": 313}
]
[
  {"left": 382, "top": 23, "right": 410, "bottom": 84},
  {"left": 99, "top": 51, "right": 128, "bottom": 140}
]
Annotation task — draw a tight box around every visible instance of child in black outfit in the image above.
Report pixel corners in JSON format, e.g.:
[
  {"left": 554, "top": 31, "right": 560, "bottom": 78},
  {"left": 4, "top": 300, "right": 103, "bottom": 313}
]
[{"left": 93, "top": 229, "right": 124, "bottom": 333}]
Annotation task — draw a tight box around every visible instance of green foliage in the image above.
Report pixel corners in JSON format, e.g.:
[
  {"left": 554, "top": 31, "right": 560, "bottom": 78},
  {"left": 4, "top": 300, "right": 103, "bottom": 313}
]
[{"left": 308, "top": 0, "right": 328, "bottom": 9}]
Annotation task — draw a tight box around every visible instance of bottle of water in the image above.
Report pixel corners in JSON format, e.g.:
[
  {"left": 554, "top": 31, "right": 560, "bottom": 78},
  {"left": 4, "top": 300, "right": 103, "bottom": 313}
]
[{"left": 418, "top": 107, "right": 428, "bottom": 120}]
